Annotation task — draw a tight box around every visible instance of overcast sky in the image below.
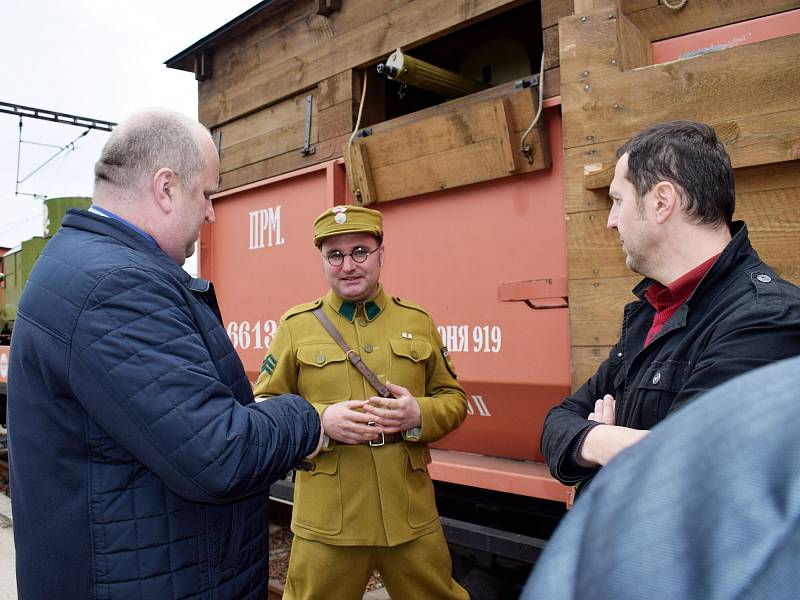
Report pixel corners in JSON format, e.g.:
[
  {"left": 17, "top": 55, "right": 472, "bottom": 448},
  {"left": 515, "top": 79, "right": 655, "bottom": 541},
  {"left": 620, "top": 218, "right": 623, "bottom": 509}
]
[{"left": 0, "top": 0, "right": 257, "bottom": 271}]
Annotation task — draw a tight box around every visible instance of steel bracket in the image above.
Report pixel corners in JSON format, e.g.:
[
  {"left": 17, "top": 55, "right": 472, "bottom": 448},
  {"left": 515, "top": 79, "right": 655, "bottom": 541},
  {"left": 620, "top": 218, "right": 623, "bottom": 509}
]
[{"left": 300, "top": 94, "right": 316, "bottom": 157}]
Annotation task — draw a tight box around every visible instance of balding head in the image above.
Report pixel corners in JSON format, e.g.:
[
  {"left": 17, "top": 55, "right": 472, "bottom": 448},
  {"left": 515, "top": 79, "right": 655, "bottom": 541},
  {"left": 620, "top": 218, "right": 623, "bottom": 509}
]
[{"left": 94, "top": 109, "right": 211, "bottom": 198}]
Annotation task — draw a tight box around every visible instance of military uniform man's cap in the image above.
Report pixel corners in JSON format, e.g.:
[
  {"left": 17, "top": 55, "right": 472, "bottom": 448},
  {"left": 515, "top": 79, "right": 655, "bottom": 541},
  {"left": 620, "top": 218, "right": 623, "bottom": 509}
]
[{"left": 313, "top": 205, "right": 383, "bottom": 247}]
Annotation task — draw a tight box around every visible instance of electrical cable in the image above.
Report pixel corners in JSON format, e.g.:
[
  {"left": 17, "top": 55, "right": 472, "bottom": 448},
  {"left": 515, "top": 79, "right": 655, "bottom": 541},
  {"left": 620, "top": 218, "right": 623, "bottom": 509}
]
[
  {"left": 18, "top": 128, "right": 90, "bottom": 184},
  {"left": 0, "top": 213, "right": 43, "bottom": 234},
  {"left": 346, "top": 74, "right": 369, "bottom": 203},
  {"left": 520, "top": 52, "right": 545, "bottom": 165}
]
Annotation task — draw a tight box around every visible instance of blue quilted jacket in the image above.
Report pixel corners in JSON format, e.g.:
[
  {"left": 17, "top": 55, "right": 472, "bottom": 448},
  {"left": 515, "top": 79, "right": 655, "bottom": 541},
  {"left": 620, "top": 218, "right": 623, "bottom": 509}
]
[{"left": 8, "top": 209, "right": 320, "bottom": 600}]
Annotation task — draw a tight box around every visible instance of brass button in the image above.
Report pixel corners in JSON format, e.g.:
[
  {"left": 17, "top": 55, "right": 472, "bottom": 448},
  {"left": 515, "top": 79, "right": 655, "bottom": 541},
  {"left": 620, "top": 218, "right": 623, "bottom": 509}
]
[
  {"left": 357, "top": 318, "right": 368, "bottom": 327},
  {"left": 411, "top": 350, "right": 419, "bottom": 359},
  {"left": 316, "top": 354, "right": 325, "bottom": 365},
  {"left": 364, "top": 344, "right": 374, "bottom": 353}
]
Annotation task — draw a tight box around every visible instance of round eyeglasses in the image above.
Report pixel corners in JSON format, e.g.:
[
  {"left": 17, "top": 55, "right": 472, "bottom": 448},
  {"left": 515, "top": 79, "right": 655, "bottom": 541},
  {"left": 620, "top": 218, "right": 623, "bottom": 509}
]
[{"left": 325, "top": 246, "right": 381, "bottom": 267}]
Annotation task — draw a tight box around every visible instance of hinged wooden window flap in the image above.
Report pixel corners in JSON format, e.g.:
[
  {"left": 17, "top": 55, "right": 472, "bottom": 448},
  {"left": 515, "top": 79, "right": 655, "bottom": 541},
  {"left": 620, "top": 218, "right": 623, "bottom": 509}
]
[
  {"left": 347, "top": 142, "right": 377, "bottom": 206},
  {"left": 492, "top": 98, "right": 520, "bottom": 173},
  {"left": 343, "top": 86, "right": 550, "bottom": 204}
]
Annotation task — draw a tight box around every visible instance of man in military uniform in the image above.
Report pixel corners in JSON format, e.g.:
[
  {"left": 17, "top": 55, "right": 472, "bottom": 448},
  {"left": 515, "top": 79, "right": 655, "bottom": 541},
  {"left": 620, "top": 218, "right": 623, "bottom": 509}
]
[{"left": 254, "top": 206, "right": 469, "bottom": 600}]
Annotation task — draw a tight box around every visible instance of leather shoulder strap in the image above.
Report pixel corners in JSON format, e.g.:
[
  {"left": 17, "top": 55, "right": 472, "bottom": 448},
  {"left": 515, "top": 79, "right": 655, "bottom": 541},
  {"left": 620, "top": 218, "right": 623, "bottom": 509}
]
[{"left": 312, "top": 308, "right": 391, "bottom": 398}]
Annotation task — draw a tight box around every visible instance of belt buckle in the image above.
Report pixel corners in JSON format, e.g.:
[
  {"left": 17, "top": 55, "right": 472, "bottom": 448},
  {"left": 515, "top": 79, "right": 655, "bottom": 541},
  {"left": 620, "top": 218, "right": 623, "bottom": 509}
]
[{"left": 368, "top": 422, "right": 385, "bottom": 447}]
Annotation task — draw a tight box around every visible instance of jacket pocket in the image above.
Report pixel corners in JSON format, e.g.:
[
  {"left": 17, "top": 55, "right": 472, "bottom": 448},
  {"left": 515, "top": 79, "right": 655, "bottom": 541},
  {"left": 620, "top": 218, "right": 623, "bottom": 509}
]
[
  {"left": 634, "top": 360, "right": 689, "bottom": 425},
  {"left": 293, "top": 449, "right": 343, "bottom": 535},
  {"left": 404, "top": 445, "right": 438, "bottom": 528},
  {"left": 297, "top": 342, "right": 350, "bottom": 401},
  {"left": 388, "top": 339, "right": 432, "bottom": 397},
  {"left": 216, "top": 502, "right": 243, "bottom": 571}
]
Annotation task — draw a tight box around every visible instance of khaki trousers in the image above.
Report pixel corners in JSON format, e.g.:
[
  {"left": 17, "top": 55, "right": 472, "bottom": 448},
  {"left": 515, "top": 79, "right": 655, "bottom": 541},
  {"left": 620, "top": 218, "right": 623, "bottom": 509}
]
[{"left": 283, "top": 529, "right": 470, "bottom": 600}]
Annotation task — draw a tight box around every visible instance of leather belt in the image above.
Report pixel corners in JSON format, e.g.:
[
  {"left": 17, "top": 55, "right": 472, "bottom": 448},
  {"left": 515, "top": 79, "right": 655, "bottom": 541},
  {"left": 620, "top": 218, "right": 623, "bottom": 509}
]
[{"left": 364, "top": 432, "right": 403, "bottom": 446}]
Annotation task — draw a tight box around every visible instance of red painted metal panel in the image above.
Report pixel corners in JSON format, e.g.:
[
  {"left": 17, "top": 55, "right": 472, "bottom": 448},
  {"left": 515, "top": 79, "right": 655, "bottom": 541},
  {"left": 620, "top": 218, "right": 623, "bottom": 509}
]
[
  {"left": 201, "top": 107, "right": 570, "bottom": 467},
  {"left": 376, "top": 107, "right": 569, "bottom": 461},
  {"left": 652, "top": 9, "right": 800, "bottom": 64},
  {"left": 429, "top": 449, "right": 573, "bottom": 505},
  {"left": 199, "top": 162, "right": 344, "bottom": 379}
]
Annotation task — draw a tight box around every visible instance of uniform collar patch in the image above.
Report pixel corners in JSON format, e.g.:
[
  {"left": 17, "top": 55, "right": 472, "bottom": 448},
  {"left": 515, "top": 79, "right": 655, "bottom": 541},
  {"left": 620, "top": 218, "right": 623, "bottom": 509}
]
[
  {"left": 329, "top": 287, "right": 387, "bottom": 322},
  {"left": 337, "top": 300, "right": 381, "bottom": 322}
]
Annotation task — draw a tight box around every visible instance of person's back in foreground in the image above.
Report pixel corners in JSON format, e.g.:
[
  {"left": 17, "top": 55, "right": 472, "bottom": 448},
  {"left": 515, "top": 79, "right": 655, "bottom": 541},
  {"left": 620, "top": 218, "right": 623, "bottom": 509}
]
[{"left": 524, "top": 354, "right": 800, "bottom": 600}]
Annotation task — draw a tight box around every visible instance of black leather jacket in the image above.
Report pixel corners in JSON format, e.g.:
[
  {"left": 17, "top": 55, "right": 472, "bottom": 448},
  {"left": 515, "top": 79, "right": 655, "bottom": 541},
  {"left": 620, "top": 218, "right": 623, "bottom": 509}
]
[{"left": 542, "top": 221, "right": 800, "bottom": 485}]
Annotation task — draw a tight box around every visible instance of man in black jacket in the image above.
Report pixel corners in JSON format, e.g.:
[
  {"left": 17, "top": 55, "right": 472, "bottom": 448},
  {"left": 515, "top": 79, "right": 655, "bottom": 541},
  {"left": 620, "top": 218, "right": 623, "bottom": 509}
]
[
  {"left": 541, "top": 120, "right": 800, "bottom": 490},
  {"left": 527, "top": 356, "right": 800, "bottom": 600}
]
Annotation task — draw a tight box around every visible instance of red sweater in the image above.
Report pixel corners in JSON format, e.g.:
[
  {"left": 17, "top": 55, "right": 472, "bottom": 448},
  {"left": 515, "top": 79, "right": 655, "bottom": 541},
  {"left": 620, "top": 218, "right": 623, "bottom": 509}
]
[{"left": 643, "top": 254, "right": 720, "bottom": 346}]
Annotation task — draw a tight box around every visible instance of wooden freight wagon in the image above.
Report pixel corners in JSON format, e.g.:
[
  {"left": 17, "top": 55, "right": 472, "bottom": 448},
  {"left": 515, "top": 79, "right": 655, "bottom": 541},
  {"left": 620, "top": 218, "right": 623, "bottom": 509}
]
[{"left": 167, "top": 1, "right": 800, "bottom": 595}]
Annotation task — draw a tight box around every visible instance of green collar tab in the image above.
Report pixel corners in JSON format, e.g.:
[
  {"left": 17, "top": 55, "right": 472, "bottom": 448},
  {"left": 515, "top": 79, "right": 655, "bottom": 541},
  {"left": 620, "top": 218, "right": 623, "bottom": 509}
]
[{"left": 338, "top": 300, "right": 380, "bottom": 322}]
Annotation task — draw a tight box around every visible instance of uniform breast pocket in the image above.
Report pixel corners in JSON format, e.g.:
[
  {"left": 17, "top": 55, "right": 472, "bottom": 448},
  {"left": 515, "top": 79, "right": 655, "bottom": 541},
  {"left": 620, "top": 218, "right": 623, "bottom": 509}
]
[
  {"left": 388, "top": 338, "right": 432, "bottom": 397},
  {"left": 634, "top": 360, "right": 689, "bottom": 426},
  {"left": 297, "top": 342, "right": 351, "bottom": 401}
]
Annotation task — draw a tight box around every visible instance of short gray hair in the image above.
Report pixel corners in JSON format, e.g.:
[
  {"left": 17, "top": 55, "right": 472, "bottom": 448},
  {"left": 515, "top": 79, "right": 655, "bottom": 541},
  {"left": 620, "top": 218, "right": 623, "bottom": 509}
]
[{"left": 94, "top": 109, "right": 208, "bottom": 193}]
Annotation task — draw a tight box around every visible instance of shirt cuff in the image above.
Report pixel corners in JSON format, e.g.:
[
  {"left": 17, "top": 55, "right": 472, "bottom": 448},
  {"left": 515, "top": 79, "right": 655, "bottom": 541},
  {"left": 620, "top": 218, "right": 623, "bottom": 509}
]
[
  {"left": 403, "top": 426, "right": 422, "bottom": 441},
  {"left": 568, "top": 422, "right": 601, "bottom": 469}
]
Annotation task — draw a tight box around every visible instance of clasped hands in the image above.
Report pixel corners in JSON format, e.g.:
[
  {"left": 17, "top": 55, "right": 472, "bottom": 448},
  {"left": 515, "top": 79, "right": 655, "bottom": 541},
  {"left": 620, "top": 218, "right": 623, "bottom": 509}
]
[{"left": 320, "top": 381, "right": 421, "bottom": 445}]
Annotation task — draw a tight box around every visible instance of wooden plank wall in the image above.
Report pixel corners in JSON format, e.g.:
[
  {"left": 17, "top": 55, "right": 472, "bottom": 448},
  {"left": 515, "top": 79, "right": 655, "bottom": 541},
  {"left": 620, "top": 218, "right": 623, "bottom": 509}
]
[
  {"left": 200, "top": 0, "right": 529, "bottom": 128},
  {"left": 216, "top": 70, "right": 354, "bottom": 191},
  {"left": 562, "top": 0, "right": 800, "bottom": 389},
  {"left": 205, "top": 0, "right": 570, "bottom": 192}
]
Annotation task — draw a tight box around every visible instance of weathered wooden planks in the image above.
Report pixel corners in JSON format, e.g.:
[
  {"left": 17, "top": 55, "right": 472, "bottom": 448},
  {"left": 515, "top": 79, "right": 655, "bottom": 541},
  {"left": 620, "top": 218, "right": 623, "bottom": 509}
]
[
  {"left": 582, "top": 110, "right": 800, "bottom": 190},
  {"left": 345, "top": 85, "right": 549, "bottom": 204},
  {"left": 624, "top": 0, "right": 800, "bottom": 42},
  {"left": 561, "top": 3, "right": 800, "bottom": 388},
  {"left": 571, "top": 345, "right": 613, "bottom": 388},
  {"left": 199, "top": 0, "right": 528, "bottom": 127},
  {"left": 215, "top": 71, "right": 354, "bottom": 191},
  {"left": 219, "top": 133, "right": 351, "bottom": 191},
  {"left": 562, "top": 33, "right": 800, "bottom": 150}
]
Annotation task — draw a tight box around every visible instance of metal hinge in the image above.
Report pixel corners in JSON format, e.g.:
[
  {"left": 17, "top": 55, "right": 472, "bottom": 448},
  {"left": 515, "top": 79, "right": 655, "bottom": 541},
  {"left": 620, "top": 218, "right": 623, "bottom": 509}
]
[{"left": 301, "top": 94, "right": 316, "bottom": 157}]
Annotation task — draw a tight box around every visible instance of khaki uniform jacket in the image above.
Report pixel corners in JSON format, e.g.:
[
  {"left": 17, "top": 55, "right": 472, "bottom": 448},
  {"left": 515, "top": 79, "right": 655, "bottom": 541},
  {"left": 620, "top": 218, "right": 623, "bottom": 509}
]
[{"left": 253, "top": 287, "right": 468, "bottom": 546}]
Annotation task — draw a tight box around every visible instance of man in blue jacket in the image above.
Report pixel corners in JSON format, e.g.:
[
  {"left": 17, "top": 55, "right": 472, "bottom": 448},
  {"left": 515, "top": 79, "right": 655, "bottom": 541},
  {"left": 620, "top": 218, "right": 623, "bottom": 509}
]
[{"left": 8, "top": 109, "right": 322, "bottom": 600}]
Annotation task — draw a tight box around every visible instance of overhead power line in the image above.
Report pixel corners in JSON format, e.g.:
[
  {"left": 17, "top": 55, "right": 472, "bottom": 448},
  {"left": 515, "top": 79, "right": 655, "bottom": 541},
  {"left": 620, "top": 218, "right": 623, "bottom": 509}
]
[
  {"left": 0, "top": 101, "right": 116, "bottom": 132},
  {"left": 0, "top": 101, "right": 117, "bottom": 199}
]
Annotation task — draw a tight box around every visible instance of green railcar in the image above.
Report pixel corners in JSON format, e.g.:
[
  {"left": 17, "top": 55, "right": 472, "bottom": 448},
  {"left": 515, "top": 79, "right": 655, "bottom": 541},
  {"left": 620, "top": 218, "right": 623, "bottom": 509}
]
[{"left": 1, "top": 196, "right": 91, "bottom": 328}]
